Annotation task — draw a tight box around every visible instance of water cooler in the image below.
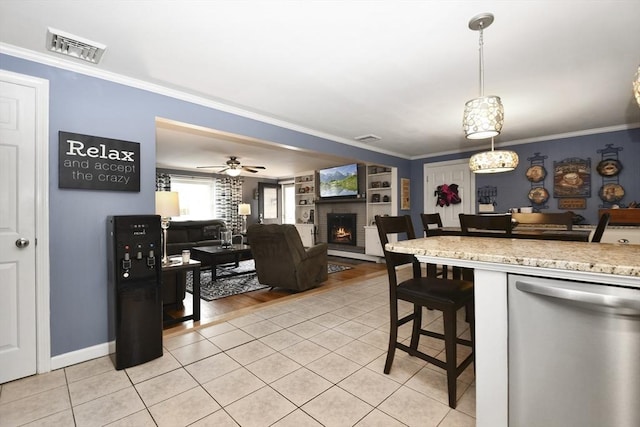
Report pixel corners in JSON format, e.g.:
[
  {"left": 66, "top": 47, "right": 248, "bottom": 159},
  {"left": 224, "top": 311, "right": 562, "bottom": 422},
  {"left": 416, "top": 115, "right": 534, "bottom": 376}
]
[{"left": 107, "top": 215, "right": 163, "bottom": 370}]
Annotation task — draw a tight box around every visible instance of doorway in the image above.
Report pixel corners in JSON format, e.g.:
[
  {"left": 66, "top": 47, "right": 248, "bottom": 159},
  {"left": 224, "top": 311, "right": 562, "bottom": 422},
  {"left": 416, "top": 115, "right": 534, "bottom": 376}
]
[
  {"left": 281, "top": 182, "right": 295, "bottom": 224},
  {"left": 0, "top": 70, "right": 50, "bottom": 383},
  {"left": 423, "top": 159, "right": 475, "bottom": 227}
]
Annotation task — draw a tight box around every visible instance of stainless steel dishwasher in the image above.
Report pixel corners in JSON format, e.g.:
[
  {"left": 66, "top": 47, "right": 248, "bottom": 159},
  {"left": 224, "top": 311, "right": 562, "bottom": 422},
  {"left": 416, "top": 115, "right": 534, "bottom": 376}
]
[{"left": 508, "top": 274, "right": 640, "bottom": 427}]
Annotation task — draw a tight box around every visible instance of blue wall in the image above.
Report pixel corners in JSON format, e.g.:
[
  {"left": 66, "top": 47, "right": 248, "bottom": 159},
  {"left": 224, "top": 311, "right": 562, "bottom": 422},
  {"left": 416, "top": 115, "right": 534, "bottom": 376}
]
[
  {"left": 2, "top": 54, "right": 410, "bottom": 357},
  {"left": 411, "top": 128, "right": 640, "bottom": 225},
  {"left": 4, "top": 52, "right": 637, "bottom": 358}
]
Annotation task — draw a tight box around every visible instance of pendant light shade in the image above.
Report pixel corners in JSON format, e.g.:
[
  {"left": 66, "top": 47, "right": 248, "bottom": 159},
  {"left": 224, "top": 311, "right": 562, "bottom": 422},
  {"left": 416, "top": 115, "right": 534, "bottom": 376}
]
[
  {"left": 469, "top": 137, "right": 519, "bottom": 174},
  {"left": 634, "top": 65, "right": 640, "bottom": 108},
  {"left": 463, "top": 13, "right": 504, "bottom": 139},
  {"left": 463, "top": 95, "right": 504, "bottom": 139}
]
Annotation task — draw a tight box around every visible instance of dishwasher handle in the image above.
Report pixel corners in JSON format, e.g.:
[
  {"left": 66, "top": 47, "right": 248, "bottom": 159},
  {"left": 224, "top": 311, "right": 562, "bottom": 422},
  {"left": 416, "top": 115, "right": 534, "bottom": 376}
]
[{"left": 516, "top": 280, "right": 640, "bottom": 315}]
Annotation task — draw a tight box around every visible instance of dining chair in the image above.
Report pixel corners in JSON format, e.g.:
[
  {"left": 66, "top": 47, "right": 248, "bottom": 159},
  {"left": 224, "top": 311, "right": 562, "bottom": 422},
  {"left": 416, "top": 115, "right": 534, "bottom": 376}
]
[
  {"left": 459, "top": 213, "right": 513, "bottom": 236},
  {"left": 420, "top": 213, "right": 458, "bottom": 279},
  {"left": 375, "top": 215, "right": 475, "bottom": 409},
  {"left": 511, "top": 212, "right": 574, "bottom": 230},
  {"left": 591, "top": 212, "right": 610, "bottom": 243},
  {"left": 420, "top": 213, "right": 445, "bottom": 237}
]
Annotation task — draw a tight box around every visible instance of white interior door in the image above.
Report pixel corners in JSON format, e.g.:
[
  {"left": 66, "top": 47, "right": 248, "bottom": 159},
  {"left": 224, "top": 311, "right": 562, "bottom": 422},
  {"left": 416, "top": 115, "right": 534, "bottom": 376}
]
[
  {"left": 424, "top": 159, "right": 475, "bottom": 227},
  {"left": 0, "top": 78, "right": 38, "bottom": 383}
]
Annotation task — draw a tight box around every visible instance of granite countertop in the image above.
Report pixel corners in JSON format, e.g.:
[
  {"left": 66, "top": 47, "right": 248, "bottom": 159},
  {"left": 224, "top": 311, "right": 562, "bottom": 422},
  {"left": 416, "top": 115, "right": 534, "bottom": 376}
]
[{"left": 386, "top": 236, "right": 640, "bottom": 277}]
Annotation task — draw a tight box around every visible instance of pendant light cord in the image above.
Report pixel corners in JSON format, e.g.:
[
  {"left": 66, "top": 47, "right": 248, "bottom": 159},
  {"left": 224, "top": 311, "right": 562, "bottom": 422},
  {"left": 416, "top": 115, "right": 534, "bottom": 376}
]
[{"left": 478, "top": 23, "right": 485, "bottom": 97}]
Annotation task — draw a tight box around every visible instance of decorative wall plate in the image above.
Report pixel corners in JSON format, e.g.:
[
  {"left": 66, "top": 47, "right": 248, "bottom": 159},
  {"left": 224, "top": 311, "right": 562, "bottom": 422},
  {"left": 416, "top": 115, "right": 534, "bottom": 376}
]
[
  {"left": 525, "top": 165, "right": 546, "bottom": 183},
  {"left": 596, "top": 159, "right": 622, "bottom": 177},
  {"left": 599, "top": 183, "right": 625, "bottom": 202},
  {"left": 528, "top": 187, "right": 549, "bottom": 204}
]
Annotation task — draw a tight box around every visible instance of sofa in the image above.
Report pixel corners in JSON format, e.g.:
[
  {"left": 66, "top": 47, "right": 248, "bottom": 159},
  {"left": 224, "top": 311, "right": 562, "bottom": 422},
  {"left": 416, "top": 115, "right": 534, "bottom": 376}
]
[
  {"left": 246, "top": 223, "right": 328, "bottom": 292},
  {"left": 166, "top": 219, "right": 228, "bottom": 256},
  {"left": 163, "top": 219, "right": 242, "bottom": 307}
]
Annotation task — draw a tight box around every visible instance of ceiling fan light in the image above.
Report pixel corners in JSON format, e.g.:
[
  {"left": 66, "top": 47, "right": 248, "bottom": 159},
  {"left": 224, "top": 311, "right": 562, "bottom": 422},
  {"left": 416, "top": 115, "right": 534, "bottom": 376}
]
[
  {"left": 226, "top": 168, "right": 241, "bottom": 177},
  {"left": 463, "top": 95, "right": 504, "bottom": 139},
  {"left": 469, "top": 149, "right": 519, "bottom": 173}
]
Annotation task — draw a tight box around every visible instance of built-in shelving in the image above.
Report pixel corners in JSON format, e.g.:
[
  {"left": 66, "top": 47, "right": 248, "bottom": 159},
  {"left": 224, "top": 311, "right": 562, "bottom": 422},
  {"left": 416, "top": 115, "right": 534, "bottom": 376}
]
[
  {"left": 365, "top": 164, "right": 398, "bottom": 257},
  {"left": 294, "top": 172, "right": 316, "bottom": 224},
  {"left": 294, "top": 171, "right": 317, "bottom": 247},
  {"left": 366, "top": 165, "right": 394, "bottom": 226}
]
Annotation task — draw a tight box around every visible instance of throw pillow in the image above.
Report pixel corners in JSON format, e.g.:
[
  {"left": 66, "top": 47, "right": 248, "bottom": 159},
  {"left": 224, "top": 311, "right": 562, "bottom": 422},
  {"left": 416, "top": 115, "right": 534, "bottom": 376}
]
[{"left": 202, "top": 225, "right": 221, "bottom": 239}]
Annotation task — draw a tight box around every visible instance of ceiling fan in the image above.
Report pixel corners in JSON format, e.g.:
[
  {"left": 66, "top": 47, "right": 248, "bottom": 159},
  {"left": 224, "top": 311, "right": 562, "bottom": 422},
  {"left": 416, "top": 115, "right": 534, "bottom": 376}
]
[{"left": 197, "top": 156, "right": 266, "bottom": 176}]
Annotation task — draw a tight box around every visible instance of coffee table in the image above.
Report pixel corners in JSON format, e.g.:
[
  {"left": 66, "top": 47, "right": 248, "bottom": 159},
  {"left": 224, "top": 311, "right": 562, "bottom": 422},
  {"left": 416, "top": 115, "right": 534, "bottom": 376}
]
[{"left": 191, "top": 244, "right": 254, "bottom": 280}]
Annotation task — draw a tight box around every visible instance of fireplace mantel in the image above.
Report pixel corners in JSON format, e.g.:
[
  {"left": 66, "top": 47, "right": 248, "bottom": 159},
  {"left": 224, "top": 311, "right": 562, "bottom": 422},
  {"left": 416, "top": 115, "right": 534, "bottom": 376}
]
[{"left": 316, "top": 198, "right": 366, "bottom": 205}]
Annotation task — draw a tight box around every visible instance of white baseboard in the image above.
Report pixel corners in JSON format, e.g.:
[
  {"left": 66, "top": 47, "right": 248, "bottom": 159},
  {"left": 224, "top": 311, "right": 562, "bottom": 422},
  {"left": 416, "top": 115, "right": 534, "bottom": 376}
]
[{"left": 50, "top": 340, "right": 115, "bottom": 371}]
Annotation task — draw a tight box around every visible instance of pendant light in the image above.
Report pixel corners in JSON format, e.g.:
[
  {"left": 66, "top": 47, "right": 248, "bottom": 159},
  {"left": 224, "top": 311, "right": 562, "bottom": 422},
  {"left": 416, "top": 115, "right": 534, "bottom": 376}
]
[
  {"left": 634, "top": 65, "right": 640, "bottom": 108},
  {"left": 469, "top": 137, "right": 519, "bottom": 174},
  {"left": 463, "top": 13, "right": 504, "bottom": 139}
]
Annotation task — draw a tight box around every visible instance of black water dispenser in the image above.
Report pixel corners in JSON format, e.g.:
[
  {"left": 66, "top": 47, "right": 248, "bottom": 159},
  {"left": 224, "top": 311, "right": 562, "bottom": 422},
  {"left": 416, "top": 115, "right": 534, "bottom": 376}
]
[{"left": 107, "top": 215, "right": 163, "bottom": 369}]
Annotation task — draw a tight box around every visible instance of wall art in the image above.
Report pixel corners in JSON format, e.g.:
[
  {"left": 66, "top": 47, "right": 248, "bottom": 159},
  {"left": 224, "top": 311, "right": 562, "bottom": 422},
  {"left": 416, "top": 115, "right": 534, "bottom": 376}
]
[
  {"left": 553, "top": 157, "right": 591, "bottom": 198},
  {"left": 526, "top": 152, "right": 549, "bottom": 210},
  {"left": 596, "top": 144, "right": 624, "bottom": 208},
  {"left": 558, "top": 198, "right": 587, "bottom": 210},
  {"left": 401, "top": 178, "right": 410, "bottom": 210},
  {"left": 59, "top": 131, "right": 140, "bottom": 191}
]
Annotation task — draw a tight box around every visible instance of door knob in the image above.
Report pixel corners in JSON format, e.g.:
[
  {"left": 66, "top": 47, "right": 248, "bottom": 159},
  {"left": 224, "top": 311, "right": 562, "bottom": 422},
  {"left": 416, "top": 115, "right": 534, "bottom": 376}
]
[{"left": 15, "top": 238, "right": 30, "bottom": 248}]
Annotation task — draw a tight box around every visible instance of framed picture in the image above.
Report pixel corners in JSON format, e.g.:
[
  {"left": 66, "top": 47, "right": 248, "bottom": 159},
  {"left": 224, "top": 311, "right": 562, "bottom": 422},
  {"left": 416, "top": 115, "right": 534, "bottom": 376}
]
[
  {"left": 553, "top": 157, "right": 591, "bottom": 198},
  {"left": 401, "top": 178, "right": 410, "bottom": 210}
]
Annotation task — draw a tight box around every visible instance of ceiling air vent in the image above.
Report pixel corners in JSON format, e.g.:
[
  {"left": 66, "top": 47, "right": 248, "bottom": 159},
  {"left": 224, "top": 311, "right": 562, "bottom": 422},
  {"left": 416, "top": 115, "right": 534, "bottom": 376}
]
[
  {"left": 354, "top": 134, "right": 381, "bottom": 143},
  {"left": 46, "top": 28, "right": 106, "bottom": 64}
]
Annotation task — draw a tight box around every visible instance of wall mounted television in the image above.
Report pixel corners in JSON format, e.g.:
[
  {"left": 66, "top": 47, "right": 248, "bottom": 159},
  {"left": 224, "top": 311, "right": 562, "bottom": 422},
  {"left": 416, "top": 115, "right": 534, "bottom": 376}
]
[{"left": 319, "top": 163, "right": 359, "bottom": 199}]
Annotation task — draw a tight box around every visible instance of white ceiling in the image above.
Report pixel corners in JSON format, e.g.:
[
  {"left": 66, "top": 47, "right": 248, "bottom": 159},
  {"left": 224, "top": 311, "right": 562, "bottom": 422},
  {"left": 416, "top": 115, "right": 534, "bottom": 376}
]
[{"left": 2, "top": 1, "right": 639, "bottom": 178}]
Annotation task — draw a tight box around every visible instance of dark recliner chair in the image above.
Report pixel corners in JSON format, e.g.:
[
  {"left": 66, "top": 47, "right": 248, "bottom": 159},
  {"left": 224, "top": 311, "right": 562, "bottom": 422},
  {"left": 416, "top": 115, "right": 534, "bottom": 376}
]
[{"left": 246, "top": 223, "right": 328, "bottom": 291}]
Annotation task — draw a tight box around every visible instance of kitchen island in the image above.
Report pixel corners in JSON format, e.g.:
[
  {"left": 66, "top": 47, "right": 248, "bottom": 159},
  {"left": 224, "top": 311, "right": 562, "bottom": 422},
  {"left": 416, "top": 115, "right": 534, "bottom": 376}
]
[{"left": 386, "top": 236, "right": 640, "bottom": 427}]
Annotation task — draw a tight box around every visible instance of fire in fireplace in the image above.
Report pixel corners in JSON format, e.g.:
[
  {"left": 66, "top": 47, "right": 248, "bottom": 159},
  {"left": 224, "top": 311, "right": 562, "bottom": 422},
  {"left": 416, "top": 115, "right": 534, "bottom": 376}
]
[{"left": 327, "top": 213, "right": 357, "bottom": 246}]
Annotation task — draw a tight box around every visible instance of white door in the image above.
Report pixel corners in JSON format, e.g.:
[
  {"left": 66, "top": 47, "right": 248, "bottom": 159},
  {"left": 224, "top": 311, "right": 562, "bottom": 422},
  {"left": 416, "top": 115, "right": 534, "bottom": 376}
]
[
  {"left": 0, "top": 78, "right": 38, "bottom": 383},
  {"left": 424, "top": 159, "right": 475, "bottom": 227}
]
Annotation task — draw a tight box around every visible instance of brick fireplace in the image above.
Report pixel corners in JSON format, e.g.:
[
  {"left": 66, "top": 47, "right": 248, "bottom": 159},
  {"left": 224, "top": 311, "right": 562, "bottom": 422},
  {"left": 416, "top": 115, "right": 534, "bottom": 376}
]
[
  {"left": 327, "top": 213, "right": 357, "bottom": 246},
  {"left": 316, "top": 199, "right": 366, "bottom": 251}
]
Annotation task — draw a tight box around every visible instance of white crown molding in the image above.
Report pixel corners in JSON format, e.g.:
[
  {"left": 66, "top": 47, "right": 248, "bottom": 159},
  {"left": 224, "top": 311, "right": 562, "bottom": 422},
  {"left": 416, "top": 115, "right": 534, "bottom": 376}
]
[
  {"left": 412, "top": 122, "right": 640, "bottom": 161},
  {"left": 4, "top": 43, "right": 636, "bottom": 164},
  {"left": 0, "top": 43, "right": 408, "bottom": 160}
]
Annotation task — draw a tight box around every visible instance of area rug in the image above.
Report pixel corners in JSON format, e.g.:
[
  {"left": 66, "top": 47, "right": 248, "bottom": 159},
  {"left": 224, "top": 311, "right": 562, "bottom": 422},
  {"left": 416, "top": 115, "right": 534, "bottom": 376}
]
[{"left": 185, "top": 260, "right": 352, "bottom": 301}]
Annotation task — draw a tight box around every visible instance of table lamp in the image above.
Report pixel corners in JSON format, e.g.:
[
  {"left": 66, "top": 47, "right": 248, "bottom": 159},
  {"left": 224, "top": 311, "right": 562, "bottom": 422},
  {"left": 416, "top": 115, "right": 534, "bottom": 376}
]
[
  {"left": 238, "top": 203, "right": 251, "bottom": 234},
  {"left": 155, "top": 191, "right": 180, "bottom": 265}
]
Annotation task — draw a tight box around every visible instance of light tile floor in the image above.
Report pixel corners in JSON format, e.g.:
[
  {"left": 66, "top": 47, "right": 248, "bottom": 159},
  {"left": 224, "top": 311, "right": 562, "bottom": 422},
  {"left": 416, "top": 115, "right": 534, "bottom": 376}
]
[{"left": 0, "top": 273, "right": 475, "bottom": 427}]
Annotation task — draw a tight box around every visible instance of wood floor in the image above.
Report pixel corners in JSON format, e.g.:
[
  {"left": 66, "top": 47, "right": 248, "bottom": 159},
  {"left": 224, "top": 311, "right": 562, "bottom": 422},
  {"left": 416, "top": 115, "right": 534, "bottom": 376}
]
[{"left": 163, "top": 257, "right": 387, "bottom": 335}]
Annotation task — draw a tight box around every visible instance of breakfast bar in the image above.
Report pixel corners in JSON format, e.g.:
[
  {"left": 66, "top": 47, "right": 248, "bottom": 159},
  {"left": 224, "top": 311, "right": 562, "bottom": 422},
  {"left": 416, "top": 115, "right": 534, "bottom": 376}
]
[{"left": 386, "top": 236, "right": 640, "bottom": 427}]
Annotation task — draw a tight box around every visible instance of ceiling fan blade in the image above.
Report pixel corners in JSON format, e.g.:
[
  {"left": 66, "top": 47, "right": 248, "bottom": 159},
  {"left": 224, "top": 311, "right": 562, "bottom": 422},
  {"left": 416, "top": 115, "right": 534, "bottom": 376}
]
[
  {"left": 243, "top": 165, "right": 266, "bottom": 169},
  {"left": 243, "top": 167, "right": 260, "bottom": 173},
  {"left": 197, "top": 165, "right": 226, "bottom": 169}
]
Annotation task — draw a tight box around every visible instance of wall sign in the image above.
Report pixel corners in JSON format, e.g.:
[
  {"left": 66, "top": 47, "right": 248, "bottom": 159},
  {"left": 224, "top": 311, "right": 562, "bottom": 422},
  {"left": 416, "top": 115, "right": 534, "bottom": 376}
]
[
  {"left": 558, "top": 198, "right": 587, "bottom": 210},
  {"left": 553, "top": 157, "right": 591, "bottom": 198},
  {"left": 59, "top": 131, "right": 140, "bottom": 192}
]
